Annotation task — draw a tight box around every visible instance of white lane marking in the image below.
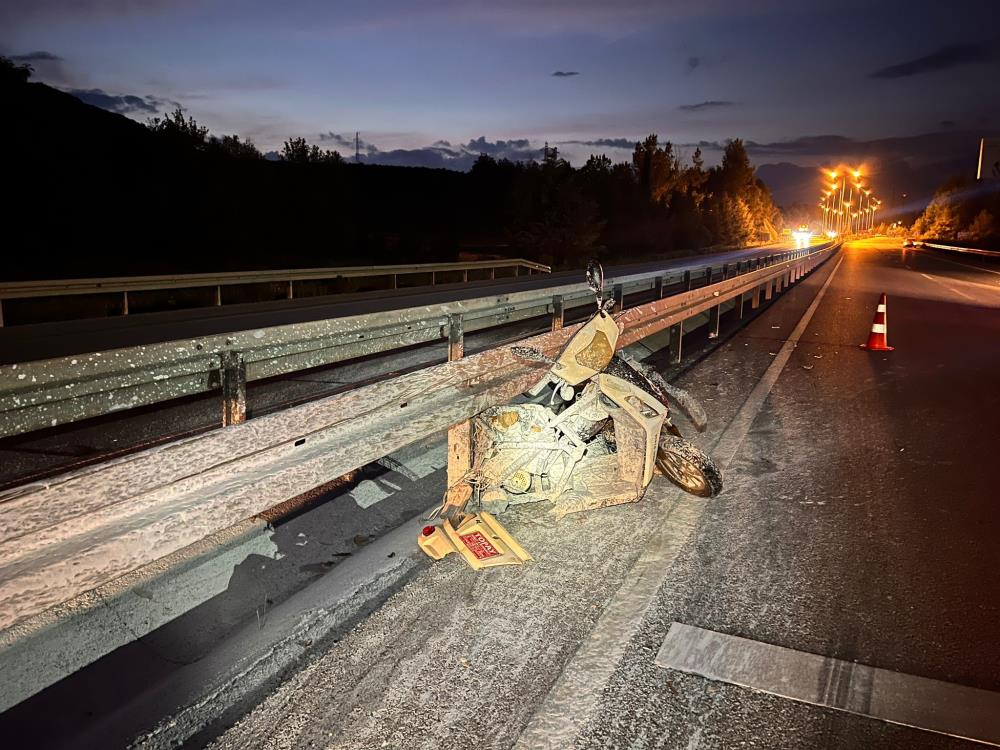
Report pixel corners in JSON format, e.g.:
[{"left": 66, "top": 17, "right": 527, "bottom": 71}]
[
  {"left": 919, "top": 272, "right": 975, "bottom": 301},
  {"left": 919, "top": 271, "right": 1000, "bottom": 294},
  {"left": 656, "top": 622, "right": 1000, "bottom": 747},
  {"left": 712, "top": 253, "right": 844, "bottom": 467},
  {"left": 515, "top": 254, "right": 846, "bottom": 749},
  {"left": 918, "top": 250, "right": 1000, "bottom": 277}
]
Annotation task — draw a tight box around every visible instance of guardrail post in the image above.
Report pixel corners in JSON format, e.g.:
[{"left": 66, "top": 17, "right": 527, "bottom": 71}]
[
  {"left": 708, "top": 303, "right": 721, "bottom": 339},
  {"left": 683, "top": 270, "right": 693, "bottom": 291},
  {"left": 287, "top": 281, "right": 294, "bottom": 300},
  {"left": 722, "top": 263, "right": 730, "bottom": 280},
  {"left": 737, "top": 290, "right": 746, "bottom": 319},
  {"left": 654, "top": 276, "right": 665, "bottom": 299},
  {"left": 764, "top": 277, "right": 774, "bottom": 301},
  {"left": 431, "top": 271, "right": 436, "bottom": 285},
  {"left": 122, "top": 291, "right": 129, "bottom": 316},
  {"left": 752, "top": 284, "right": 761, "bottom": 309},
  {"left": 448, "top": 314, "right": 464, "bottom": 362},
  {"left": 0, "top": 299, "right": 4, "bottom": 327},
  {"left": 221, "top": 351, "right": 247, "bottom": 426},
  {"left": 215, "top": 285, "right": 222, "bottom": 306},
  {"left": 613, "top": 283, "right": 624, "bottom": 311},
  {"left": 704, "top": 266, "right": 713, "bottom": 286},
  {"left": 551, "top": 295, "right": 564, "bottom": 331},
  {"left": 669, "top": 323, "right": 683, "bottom": 363}
]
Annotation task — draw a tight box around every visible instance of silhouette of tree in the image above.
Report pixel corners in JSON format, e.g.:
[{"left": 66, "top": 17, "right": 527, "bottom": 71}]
[
  {"left": 0, "top": 56, "right": 32, "bottom": 86},
  {"left": 211, "top": 133, "right": 263, "bottom": 160},
  {"left": 281, "top": 137, "right": 343, "bottom": 164},
  {"left": 967, "top": 209, "right": 997, "bottom": 241},
  {"left": 147, "top": 108, "right": 209, "bottom": 151},
  {"left": 633, "top": 135, "right": 681, "bottom": 205}
]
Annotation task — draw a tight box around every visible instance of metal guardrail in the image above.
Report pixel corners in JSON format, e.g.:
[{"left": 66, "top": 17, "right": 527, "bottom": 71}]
[
  {"left": 922, "top": 242, "right": 1000, "bottom": 258},
  {"left": 0, "top": 240, "right": 839, "bottom": 712},
  {"left": 0, "top": 245, "right": 830, "bottom": 439},
  {"left": 0, "top": 258, "right": 551, "bottom": 327}
]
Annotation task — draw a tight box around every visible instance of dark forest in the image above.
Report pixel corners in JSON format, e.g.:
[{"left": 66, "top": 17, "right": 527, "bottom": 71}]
[{"left": 3, "top": 57, "right": 783, "bottom": 280}]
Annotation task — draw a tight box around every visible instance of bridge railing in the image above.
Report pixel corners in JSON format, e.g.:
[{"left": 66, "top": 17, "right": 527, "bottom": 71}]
[{"left": 0, "top": 258, "right": 552, "bottom": 327}]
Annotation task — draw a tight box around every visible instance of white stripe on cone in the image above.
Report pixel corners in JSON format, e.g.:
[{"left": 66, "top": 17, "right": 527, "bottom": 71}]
[
  {"left": 871, "top": 323, "right": 886, "bottom": 334},
  {"left": 877, "top": 304, "right": 886, "bottom": 312}
]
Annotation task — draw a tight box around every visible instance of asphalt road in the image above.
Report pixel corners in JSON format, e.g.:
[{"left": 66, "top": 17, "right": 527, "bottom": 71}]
[
  {"left": 572, "top": 238, "right": 1000, "bottom": 748},
  {"left": 199, "top": 237, "right": 1000, "bottom": 749}
]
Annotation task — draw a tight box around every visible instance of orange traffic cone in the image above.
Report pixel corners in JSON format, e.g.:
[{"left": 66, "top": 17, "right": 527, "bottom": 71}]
[{"left": 860, "top": 293, "right": 894, "bottom": 351}]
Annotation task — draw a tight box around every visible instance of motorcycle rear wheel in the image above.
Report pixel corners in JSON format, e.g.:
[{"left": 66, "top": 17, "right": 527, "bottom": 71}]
[{"left": 656, "top": 435, "right": 723, "bottom": 498}]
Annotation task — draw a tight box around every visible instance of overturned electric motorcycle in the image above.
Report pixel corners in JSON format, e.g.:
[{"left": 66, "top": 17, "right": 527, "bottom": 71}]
[{"left": 419, "top": 261, "right": 722, "bottom": 569}]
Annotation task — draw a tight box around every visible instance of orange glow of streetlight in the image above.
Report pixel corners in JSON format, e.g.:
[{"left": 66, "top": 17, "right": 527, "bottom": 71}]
[{"left": 852, "top": 169, "right": 861, "bottom": 178}]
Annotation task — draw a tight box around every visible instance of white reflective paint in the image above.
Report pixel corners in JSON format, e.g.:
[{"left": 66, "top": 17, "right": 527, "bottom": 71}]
[{"left": 656, "top": 622, "right": 1000, "bottom": 747}]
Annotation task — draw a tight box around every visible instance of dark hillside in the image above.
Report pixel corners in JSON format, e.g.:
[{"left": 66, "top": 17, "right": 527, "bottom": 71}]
[{"left": 4, "top": 80, "right": 470, "bottom": 279}]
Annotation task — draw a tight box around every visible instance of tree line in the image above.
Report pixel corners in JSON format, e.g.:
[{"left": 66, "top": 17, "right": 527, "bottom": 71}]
[
  {"left": 911, "top": 174, "right": 1000, "bottom": 246},
  {"left": 467, "top": 136, "right": 782, "bottom": 267},
  {"left": 142, "top": 105, "right": 784, "bottom": 266}
]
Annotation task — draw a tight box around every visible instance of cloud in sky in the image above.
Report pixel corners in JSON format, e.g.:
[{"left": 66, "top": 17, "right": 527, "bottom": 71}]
[
  {"left": 347, "top": 135, "right": 541, "bottom": 169},
  {"left": 551, "top": 70, "right": 579, "bottom": 77},
  {"left": 559, "top": 137, "right": 637, "bottom": 149},
  {"left": 869, "top": 42, "right": 993, "bottom": 79},
  {"left": 678, "top": 100, "right": 736, "bottom": 112},
  {"left": 7, "top": 49, "right": 74, "bottom": 83},
  {"left": 68, "top": 88, "right": 174, "bottom": 115},
  {"left": 319, "top": 131, "right": 380, "bottom": 154},
  {"left": 9, "top": 50, "right": 63, "bottom": 62}
]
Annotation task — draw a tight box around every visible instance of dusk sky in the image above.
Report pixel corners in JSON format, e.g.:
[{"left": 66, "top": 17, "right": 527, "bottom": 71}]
[{"left": 4, "top": 0, "right": 998, "bottom": 179}]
